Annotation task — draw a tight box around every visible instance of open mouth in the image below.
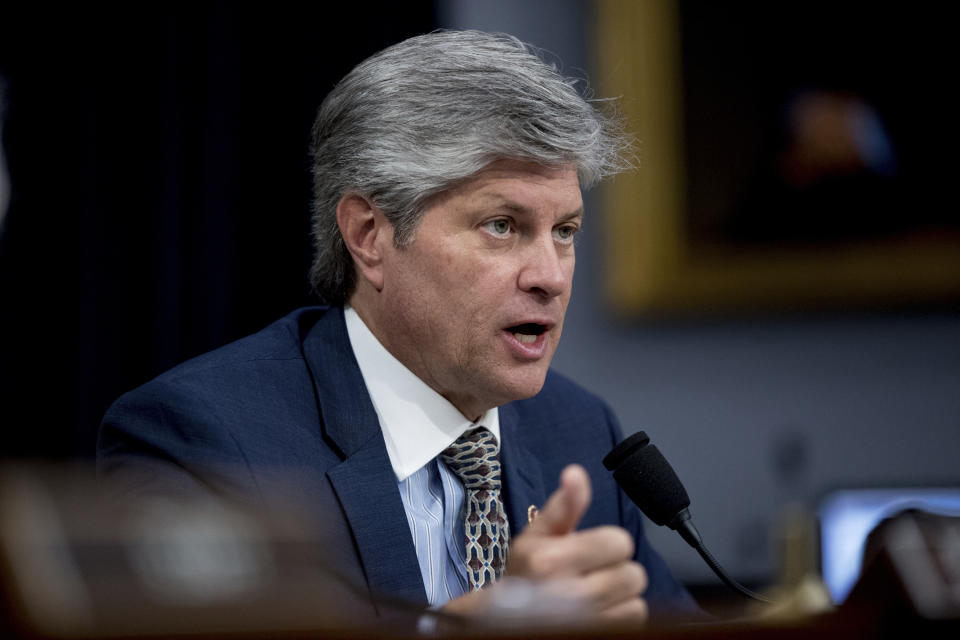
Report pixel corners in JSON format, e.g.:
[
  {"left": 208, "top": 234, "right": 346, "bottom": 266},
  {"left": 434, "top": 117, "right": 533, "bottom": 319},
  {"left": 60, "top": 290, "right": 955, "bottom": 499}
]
[{"left": 506, "top": 323, "right": 548, "bottom": 344}]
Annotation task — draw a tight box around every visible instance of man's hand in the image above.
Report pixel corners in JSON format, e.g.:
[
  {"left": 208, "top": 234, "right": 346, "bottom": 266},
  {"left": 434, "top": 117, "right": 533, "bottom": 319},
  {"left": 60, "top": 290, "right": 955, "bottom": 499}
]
[{"left": 442, "top": 464, "right": 648, "bottom": 623}]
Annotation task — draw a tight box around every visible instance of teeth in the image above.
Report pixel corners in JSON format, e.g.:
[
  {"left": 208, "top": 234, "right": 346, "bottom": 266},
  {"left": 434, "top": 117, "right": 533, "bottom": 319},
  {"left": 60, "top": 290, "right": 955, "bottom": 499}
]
[{"left": 514, "top": 333, "right": 537, "bottom": 344}]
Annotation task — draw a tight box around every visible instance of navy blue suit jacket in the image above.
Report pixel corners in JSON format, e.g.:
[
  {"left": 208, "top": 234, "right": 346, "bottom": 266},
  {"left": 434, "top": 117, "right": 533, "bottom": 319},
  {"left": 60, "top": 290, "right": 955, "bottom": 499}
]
[{"left": 98, "top": 306, "right": 696, "bottom": 618}]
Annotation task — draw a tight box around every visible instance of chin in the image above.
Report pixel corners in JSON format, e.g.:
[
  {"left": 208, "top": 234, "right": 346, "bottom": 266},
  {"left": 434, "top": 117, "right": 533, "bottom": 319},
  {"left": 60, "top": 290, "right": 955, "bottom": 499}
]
[{"left": 496, "top": 368, "right": 550, "bottom": 404}]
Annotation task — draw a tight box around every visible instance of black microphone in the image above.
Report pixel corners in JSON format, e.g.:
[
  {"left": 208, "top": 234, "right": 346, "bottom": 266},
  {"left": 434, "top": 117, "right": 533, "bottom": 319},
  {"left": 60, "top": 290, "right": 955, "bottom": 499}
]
[{"left": 603, "top": 431, "right": 772, "bottom": 604}]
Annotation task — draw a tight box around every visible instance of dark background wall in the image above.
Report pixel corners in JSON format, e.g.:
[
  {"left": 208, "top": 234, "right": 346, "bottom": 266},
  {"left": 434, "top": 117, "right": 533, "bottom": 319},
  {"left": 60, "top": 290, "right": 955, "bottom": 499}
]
[
  {"left": 2, "top": 1, "right": 958, "bottom": 590},
  {"left": 0, "top": 3, "right": 435, "bottom": 457}
]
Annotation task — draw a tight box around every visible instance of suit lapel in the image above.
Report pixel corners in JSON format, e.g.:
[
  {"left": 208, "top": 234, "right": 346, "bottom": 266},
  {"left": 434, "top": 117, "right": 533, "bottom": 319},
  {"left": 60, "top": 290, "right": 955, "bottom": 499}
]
[
  {"left": 498, "top": 402, "right": 547, "bottom": 536},
  {"left": 326, "top": 439, "right": 427, "bottom": 606},
  {"left": 302, "top": 308, "right": 427, "bottom": 607}
]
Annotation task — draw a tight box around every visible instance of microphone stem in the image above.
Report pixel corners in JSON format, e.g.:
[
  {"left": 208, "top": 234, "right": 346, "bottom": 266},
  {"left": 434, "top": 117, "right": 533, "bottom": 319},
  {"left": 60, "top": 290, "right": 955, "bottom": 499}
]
[{"left": 677, "top": 520, "right": 773, "bottom": 604}]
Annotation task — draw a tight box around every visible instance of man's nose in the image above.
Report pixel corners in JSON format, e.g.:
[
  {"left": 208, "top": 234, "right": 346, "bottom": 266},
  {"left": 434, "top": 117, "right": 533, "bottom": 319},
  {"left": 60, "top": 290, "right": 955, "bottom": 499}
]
[{"left": 518, "top": 235, "right": 570, "bottom": 298}]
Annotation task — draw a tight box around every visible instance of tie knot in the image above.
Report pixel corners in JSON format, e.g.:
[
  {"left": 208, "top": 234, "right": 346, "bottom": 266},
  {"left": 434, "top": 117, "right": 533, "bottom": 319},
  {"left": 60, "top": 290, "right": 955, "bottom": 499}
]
[{"left": 440, "top": 427, "right": 501, "bottom": 490}]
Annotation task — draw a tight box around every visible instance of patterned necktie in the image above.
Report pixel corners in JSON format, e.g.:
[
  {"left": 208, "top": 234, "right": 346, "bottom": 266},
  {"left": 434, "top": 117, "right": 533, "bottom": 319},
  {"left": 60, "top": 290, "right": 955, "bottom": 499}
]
[{"left": 440, "top": 426, "right": 510, "bottom": 590}]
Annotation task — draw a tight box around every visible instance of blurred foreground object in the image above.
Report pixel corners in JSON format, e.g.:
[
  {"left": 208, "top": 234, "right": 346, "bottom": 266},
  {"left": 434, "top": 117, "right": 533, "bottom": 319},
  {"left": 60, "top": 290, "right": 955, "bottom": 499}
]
[
  {"left": 819, "top": 487, "right": 960, "bottom": 604},
  {"left": 845, "top": 508, "right": 960, "bottom": 621},
  {"left": 1, "top": 465, "right": 959, "bottom": 639},
  {"left": 0, "top": 465, "right": 418, "bottom": 638}
]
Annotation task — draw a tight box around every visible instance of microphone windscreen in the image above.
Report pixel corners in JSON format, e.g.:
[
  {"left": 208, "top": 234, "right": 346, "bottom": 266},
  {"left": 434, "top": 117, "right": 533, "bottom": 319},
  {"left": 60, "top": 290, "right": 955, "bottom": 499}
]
[{"left": 603, "top": 431, "right": 690, "bottom": 527}]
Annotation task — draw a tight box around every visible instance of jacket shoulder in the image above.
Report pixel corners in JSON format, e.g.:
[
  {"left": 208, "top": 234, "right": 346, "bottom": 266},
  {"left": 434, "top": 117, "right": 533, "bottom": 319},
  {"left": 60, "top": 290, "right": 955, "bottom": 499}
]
[
  {"left": 152, "top": 306, "right": 331, "bottom": 384},
  {"left": 97, "top": 306, "right": 338, "bottom": 495}
]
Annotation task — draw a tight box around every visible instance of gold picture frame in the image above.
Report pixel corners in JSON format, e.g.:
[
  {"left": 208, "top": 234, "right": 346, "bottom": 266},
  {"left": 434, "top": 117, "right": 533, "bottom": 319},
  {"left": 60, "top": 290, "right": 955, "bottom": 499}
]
[{"left": 595, "top": 0, "right": 960, "bottom": 316}]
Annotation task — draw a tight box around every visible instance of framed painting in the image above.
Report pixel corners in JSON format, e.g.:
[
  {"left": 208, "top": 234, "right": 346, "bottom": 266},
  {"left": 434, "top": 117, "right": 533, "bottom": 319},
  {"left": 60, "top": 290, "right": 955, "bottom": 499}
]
[{"left": 595, "top": 1, "right": 960, "bottom": 315}]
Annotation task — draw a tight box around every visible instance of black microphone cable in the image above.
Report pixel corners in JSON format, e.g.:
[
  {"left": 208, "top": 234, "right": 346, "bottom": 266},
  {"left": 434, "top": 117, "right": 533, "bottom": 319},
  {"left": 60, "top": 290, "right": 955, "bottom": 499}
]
[{"left": 604, "top": 431, "right": 773, "bottom": 605}]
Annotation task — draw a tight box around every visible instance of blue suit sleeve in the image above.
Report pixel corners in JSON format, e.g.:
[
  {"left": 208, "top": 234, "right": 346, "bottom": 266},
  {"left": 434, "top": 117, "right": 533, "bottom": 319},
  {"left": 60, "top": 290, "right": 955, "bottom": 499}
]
[{"left": 97, "top": 377, "right": 262, "bottom": 503}]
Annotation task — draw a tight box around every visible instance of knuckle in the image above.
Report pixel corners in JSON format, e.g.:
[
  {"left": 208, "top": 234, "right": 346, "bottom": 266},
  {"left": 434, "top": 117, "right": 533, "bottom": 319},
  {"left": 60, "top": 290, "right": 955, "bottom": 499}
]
[
  {"left": 505, "top": 538, "right": 534, "bottom": 574},
  {"left": 608, "top": 563, "right": 646, "bottom": 601},
  {"left": 527, "top": 547, "right": 563, "bottom": 578},
  {"left": 598, "top": 596, "right": 648, "bottom": 623},
  {"left": 620, "top": 598, "right": 649, "bottom": 622},
  {"left": 633, "top": 597, "right": 650, "bottom": 622},
  {"left": 628, "top": 562, "right": 648, "bottom": 594},
  {"left": 524, "top": 554, "right": 547, "bottom": 578},
  {"left": 604, "top": 526, "right": 634, "bottom": 559}
]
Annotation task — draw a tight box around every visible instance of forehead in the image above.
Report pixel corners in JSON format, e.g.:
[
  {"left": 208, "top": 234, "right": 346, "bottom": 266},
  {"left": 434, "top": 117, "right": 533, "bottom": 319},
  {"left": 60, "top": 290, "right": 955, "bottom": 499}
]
[{"left": 429, "top": 159, "right": 583, "bottom": 217}]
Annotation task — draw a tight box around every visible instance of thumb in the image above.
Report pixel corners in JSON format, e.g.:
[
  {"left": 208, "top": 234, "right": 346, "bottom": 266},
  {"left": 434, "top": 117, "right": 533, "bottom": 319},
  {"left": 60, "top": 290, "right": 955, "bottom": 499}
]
[{"left": 526, "top": 464, "right": 592, "bottom": 536}]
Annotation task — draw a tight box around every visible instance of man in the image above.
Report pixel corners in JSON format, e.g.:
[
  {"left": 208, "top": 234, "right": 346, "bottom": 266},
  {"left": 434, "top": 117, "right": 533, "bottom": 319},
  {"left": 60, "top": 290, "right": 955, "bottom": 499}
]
[{"left": 99, "top": 30, "right": 696, "bottom": 623}]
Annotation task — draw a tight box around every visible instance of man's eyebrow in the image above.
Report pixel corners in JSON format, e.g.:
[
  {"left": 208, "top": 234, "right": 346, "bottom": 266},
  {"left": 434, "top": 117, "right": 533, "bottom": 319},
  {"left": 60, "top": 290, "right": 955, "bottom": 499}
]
[
  {"left": 559, "top": 207, "right": 585, "bottom": 221},
  {"left": 482, "top": 197, "right": 584, "bottom": 220}
]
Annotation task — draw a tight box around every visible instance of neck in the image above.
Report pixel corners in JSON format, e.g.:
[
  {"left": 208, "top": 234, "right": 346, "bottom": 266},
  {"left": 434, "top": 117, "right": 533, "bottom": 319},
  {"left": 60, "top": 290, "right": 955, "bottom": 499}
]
[{"left": 347, "top": 293, "right": 486, "bottom": 422}]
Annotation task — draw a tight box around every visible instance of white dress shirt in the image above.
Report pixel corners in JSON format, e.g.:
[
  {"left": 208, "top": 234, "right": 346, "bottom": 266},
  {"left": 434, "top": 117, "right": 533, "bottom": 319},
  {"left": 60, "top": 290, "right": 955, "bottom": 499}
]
[{"left": 344, "top": 306, "right": 500, "bottom": 606}]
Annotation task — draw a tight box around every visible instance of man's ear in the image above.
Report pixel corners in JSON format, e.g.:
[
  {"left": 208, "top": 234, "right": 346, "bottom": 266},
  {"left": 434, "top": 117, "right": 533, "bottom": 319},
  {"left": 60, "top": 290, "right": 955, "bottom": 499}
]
[{"left": 336, "top": 193, "right": 388, "bottom": 291}]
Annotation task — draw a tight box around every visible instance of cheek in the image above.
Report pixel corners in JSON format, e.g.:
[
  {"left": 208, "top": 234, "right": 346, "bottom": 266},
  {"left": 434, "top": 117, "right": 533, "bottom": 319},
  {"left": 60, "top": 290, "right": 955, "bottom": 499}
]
[{"left": 561, "top": 256, "right": 576, "bottom": 300}]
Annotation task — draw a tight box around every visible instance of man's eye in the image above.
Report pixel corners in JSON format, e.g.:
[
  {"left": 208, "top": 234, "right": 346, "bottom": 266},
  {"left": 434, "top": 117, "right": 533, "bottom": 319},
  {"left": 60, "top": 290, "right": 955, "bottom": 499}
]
[
  {"left": 484, "top": 219, "right": 512, "bottom": 236},
  {"left": 553, "top": 225, "right": 579, "bottom": 242}
]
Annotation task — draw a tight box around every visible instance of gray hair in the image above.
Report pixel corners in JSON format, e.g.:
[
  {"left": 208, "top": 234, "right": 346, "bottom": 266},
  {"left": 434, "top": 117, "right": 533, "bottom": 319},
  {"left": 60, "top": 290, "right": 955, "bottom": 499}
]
[{"left": 309, "top": 30, "right": 631, "bottom": 305}]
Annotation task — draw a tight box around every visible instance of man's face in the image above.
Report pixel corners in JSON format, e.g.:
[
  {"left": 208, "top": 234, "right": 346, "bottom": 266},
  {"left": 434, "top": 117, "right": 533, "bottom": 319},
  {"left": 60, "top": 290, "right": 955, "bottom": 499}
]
[{"left": 373, "top": 159, "right": 582, "bottom": 420}]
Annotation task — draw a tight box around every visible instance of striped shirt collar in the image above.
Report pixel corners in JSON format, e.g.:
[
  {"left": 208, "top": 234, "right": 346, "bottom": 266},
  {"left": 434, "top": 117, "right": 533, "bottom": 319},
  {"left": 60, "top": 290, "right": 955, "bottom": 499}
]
[{"left": 344, "top": 306, "right": 500, "bottom": 482}]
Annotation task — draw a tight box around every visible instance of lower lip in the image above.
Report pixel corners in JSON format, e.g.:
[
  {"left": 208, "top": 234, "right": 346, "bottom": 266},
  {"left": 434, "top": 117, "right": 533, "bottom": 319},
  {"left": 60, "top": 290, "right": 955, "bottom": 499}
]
[{"left": 502, "top": 330, "right": 549, "bottom": 360}]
